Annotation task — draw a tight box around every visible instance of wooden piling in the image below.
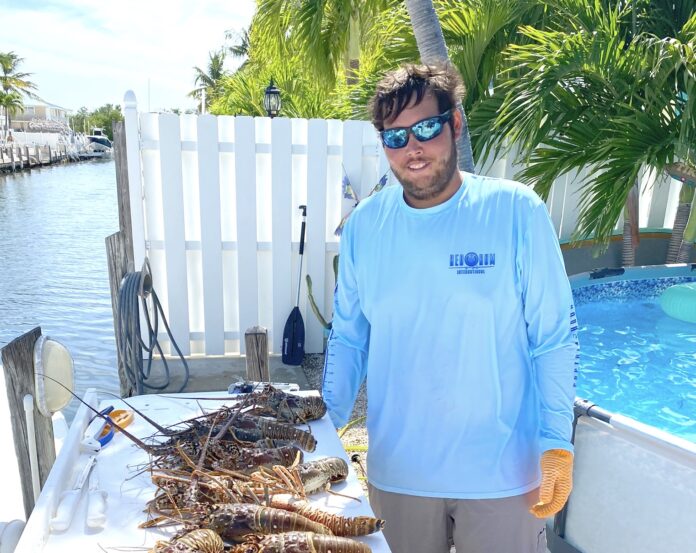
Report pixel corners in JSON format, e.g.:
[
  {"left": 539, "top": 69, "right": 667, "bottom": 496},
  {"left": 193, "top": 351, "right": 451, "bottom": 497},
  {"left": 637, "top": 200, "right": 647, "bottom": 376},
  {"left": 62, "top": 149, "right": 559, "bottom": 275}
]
[
  {"left": 113, "top": 121, "right": 135, "bottom": 270},
  {"left": 106, "top": 232, "right": 134, "bottom": 397},
  {"left": 106, "top": 121, "right": 136, "bottom": 396},
  {"left": 245, "top": 326, "right": 270, "bottom": 382},
  {"left": 1, "top": 327, "right": 56, "bottom": 518}
]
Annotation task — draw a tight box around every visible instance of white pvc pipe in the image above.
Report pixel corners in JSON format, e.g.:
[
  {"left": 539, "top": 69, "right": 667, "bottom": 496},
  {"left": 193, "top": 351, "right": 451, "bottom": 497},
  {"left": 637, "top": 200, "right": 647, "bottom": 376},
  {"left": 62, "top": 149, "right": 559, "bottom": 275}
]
[{"left": 22, "top": 395, "right": 41, "bottom": 502}]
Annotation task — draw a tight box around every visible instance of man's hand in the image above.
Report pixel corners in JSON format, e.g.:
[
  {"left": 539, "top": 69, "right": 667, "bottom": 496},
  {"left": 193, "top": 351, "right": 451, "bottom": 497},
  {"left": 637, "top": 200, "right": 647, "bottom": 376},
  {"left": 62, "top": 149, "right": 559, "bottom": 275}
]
[{"left": 530, "top": 449, "right": 573, "bottom": 519}]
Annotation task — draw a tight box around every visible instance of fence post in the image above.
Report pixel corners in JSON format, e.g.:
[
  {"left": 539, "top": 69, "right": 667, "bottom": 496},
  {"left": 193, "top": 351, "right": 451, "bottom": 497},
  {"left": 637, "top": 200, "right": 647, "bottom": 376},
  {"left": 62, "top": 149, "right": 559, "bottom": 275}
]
[
  {"left": 123, "top": 91, "right": 146, "bottom": 269},
  {"left": 245, "top": 326, "right": 270, "bottom": 382}
]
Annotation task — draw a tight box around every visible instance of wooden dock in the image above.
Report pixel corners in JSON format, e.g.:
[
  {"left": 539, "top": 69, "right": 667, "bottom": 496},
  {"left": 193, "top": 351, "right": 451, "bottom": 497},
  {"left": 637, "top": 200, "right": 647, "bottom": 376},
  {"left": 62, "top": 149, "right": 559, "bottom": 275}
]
[{"left": 0, "top": 144, "right": 80, "bottom": 173}]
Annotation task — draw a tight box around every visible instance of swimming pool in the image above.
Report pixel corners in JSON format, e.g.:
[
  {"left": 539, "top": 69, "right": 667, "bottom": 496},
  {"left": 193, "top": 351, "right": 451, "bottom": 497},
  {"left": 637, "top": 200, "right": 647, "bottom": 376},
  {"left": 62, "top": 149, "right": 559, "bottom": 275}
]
[{"left": 572, "top": 266, "right": 696, "bottom": 443}]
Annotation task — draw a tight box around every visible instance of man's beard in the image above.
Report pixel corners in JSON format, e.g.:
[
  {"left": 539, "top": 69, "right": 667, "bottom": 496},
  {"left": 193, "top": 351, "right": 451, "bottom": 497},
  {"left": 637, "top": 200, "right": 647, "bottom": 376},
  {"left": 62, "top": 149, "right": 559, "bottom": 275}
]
[{"left": 393, "top": 139, "right": 458, "bottom": 204}]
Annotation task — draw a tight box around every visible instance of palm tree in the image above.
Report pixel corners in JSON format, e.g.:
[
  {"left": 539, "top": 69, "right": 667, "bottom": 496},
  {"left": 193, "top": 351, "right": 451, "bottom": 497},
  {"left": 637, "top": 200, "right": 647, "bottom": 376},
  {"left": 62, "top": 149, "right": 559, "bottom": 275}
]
[
  {"left": 252, "top": 0, "right": 478, "bottom": 170},
  {"left": 665, "top": 178, "right": 694, "bottom": 263},
  {"left": 669, "top": 165, "right": 696, "bottom": 262},
  {"left": 470, "top": 0, "right": 696, "bottom": 264},
  {"left": 252, "top": 0, "right": 392, "bottom": 87},
  {"left": 211, "top": 47, "right": 352, "bottom": 119},
  {"left": 403, "top": 0, "right": 473, "bottom": 172},
  {"left": 677, "top": 203, "right": 696, "bottom": 262},
  {"left": 0, "top": 51, "right": 37, "bottom": 137},
  {"left": 189, "top": 49, "right": 227, "bottom": 113},
  {"left": 0, "top": 91, "right": 24, "bottom": 137},
  {"left": 226, "top": 27, "right": 252, "bottom": 59}
]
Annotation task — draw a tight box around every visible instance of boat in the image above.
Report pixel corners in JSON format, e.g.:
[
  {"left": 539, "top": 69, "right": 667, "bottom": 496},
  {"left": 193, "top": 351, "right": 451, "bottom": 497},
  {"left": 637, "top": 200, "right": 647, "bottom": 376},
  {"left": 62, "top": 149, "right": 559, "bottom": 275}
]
[{"left": 78, "top": 128, "right": 112, "bottom": 159}]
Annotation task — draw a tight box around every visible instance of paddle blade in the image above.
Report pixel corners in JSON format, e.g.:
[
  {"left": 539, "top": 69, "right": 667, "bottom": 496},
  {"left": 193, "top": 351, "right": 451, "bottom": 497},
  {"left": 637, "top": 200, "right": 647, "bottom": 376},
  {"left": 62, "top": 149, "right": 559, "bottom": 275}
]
[{"left": 282, "top": 307, "right": 305, "bottom": 365}]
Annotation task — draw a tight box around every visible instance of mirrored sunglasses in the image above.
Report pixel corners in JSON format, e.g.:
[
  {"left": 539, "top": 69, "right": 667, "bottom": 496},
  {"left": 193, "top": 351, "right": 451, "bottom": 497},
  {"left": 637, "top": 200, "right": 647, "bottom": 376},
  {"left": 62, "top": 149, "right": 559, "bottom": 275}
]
[{"left": 380, "top": 110, "right": 453, "bottom": 149}]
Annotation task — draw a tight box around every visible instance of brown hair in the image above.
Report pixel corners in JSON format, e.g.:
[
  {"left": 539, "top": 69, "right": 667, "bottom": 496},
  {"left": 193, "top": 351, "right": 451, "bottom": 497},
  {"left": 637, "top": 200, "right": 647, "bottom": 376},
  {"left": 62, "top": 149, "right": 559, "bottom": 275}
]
[{"left": 369, "top": 63, "right": 465, "bottom": 131}]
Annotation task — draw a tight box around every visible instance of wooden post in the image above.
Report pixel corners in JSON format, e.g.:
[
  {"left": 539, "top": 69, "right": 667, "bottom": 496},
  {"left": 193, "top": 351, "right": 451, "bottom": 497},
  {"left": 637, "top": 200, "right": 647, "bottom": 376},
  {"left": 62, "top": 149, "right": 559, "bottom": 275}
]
[
  {"left": 25, "top": 146, "right": 30, "bottom": 168},
  {"left": 106, "top": 121, "right": 136, "bottom": 396},
  {"left": 1, "top": 327, "right": 56, "bottom": 518},
  {"left": 245, "top": 326, "right": 270, "bottom": 382},
  {"left": 9, "top": 145, "right": 15, "bottom": 172},
  {"left": 105, "top": 231, "right": 135, "bottom": 397},
  {"left": 48, "top": 145, "right": 52, "bottom": 164},
  {"left": 35, "top": 145, "right": 40, "bottom": 165},
  {"left": 113, "top": 121, "right": 135, "bottom": 270}
]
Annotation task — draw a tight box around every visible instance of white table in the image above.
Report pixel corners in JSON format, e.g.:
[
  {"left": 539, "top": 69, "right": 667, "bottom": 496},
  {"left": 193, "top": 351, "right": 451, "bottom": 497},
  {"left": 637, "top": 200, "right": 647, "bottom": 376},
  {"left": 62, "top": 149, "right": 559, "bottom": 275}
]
[{"left": 16, "top": 389, "right": 391, "bottom": 552}]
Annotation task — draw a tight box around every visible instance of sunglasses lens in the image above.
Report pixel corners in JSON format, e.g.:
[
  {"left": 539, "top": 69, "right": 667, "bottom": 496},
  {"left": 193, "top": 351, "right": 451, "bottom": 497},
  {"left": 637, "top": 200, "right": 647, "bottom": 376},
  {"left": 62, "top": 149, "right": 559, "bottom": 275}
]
[
  {"left": 382, "top": 128, "right": 408, "bottom": 149},
  {"left": 412, "top": 117, "right": 444, "bottom": 142},
  {"left": 381, "top": 111, "right": 451, "bottom": 149}
]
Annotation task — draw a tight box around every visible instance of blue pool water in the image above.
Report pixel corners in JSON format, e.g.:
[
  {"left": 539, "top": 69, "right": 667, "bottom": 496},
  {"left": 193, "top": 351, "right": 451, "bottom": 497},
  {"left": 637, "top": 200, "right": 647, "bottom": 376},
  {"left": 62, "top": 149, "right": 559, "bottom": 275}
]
[{"left": 574, "top": 277, "right": 696, "bottom": 442}]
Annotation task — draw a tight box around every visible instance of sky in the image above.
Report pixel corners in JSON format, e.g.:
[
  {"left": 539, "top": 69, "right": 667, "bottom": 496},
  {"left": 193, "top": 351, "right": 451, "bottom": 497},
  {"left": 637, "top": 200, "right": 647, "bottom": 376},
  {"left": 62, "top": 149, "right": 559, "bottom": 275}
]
[{"left": 0, "top": 0, "right": 257, "bottom": 113}]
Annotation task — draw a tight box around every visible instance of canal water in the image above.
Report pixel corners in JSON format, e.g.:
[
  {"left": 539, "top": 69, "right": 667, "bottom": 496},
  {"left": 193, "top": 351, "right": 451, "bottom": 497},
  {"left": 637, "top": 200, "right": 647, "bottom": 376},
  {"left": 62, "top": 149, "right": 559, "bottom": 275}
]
[{"left": 0, "top": 160, "right": 121, "bottom": 420}]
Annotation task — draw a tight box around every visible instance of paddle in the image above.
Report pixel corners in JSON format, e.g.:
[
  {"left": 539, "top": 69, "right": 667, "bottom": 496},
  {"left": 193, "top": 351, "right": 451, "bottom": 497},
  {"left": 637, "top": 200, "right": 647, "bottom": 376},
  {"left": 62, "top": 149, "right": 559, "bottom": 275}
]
[{"left": 282, "top": 205, "right": 307, "bottom": 365}]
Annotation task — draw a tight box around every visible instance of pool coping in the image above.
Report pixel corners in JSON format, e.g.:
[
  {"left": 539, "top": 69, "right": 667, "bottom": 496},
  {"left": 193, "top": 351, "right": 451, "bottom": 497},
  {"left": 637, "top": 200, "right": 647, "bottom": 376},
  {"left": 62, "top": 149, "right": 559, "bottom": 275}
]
[{"left": 569, "top": 263, "right": 696, "bottom": 289}]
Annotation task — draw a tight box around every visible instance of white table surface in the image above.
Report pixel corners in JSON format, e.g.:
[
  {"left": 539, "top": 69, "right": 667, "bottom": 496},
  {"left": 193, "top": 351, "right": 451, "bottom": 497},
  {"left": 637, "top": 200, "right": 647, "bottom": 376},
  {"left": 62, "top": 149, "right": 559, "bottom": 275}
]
[{"left": 16, "top": 389, "right": 390, "bottom": 552}]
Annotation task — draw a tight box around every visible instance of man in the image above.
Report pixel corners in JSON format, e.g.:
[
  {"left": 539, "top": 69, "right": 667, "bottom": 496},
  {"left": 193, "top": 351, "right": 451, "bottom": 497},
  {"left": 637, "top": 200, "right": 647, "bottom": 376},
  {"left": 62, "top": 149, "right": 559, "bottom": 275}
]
[{"left": 322, "top": 63, "right": 578, "bottom": 553}]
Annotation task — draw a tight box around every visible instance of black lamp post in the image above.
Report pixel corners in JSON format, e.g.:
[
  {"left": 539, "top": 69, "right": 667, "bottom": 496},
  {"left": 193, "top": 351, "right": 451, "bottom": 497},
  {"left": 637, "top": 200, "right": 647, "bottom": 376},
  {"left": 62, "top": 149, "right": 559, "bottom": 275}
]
[{"left": 263, "top": 79, "right": 281, "bottom": 118}]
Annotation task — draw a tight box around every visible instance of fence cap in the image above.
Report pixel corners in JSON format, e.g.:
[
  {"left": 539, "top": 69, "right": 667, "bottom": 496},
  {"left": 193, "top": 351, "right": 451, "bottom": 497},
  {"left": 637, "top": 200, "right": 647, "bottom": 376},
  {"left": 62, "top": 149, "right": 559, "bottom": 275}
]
[{"left": 123, "top": 90, "right": 137, "bottom": 108}]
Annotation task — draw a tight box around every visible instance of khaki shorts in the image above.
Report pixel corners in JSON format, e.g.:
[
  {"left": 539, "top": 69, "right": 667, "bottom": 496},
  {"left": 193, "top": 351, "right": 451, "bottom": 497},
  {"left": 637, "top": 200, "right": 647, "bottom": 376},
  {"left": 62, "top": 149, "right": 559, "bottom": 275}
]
[{"left": 369, "top": 484, "right": 547, "bottom": 553}]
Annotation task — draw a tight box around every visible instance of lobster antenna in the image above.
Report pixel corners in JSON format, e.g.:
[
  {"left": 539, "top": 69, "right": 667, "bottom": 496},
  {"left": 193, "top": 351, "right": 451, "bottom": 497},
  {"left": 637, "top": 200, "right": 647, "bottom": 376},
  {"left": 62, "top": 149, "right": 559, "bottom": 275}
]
[
  {"left": 96, "top": 390, "right": 172, "bottom": 434},
  {"left": 40, "top": 375, "right": 156, "bottom": 453}
]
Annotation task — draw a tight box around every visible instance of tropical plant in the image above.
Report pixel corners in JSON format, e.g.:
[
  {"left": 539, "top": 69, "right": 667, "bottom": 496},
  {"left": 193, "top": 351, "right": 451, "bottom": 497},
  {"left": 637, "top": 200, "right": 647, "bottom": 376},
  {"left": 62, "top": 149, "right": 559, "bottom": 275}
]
[
  {"left": 248, "top": 0, "right": 548, "bottom": 172},
  {"left": 306, "top": 255, "right": 339, "bottom": 330},
  {"left": 189, "top": 49, "right": 228, "bottom": 113},
  {"left": 211, "top": 54, "right": 353, "bottom": 119},
  {"left": 0, "top": 51, "right": 38, "bottom": 136},
  {"left": 211, "top": 16, "right": 356, "bottom": 119},
  {"left": 0, "top": 91, "right": 24, "bottom": 136},
  {"left": 226, "top": 27, "right": 252, "bottom": 59},
  {"left": 669, "top": 165, "right": 696, "bottom": 262},
  {"left": 470, "top": 0, "right": 696, "bottom": 263},
  {"left": 665, "top": 177, "right": 695, "bottom": 262},
  {"left": 252, "top": 0, "right": 394, "bottom": 88}
]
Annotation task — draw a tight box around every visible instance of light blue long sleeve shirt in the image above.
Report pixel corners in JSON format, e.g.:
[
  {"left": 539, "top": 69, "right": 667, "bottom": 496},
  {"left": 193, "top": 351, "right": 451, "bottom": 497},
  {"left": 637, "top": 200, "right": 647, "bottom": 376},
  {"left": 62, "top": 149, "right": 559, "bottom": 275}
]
[{"left": 322, "top": 173, "right": 578, "bottom": 499}]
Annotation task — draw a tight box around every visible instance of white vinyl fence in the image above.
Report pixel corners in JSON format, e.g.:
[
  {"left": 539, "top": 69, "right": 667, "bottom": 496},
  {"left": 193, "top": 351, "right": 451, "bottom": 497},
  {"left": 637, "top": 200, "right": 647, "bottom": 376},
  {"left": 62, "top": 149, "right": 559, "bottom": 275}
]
[{"left": 122, "top": 91, "right": 682, "bottom": 356}]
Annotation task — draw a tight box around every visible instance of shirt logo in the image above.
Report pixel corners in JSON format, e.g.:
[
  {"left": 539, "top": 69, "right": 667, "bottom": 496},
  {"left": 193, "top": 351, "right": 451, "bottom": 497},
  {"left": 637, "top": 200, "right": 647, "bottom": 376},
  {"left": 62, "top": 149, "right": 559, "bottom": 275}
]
[{"left": 449, "top": 252, "right": 495, "bottom": 275}]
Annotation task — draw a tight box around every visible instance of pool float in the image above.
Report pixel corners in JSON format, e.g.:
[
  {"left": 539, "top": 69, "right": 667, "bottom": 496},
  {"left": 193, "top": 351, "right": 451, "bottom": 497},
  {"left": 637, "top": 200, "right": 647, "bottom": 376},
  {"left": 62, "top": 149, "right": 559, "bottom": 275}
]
[{"left": 659, "top": 282, "right": 696, "bottom": 323}]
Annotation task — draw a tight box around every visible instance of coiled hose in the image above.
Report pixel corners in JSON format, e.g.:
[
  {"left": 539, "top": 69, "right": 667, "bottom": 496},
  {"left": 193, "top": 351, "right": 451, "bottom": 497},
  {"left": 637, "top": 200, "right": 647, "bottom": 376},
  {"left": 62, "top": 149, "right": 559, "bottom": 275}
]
[{"left": 116, "top": 259, "right": 189, "bottom": 395}]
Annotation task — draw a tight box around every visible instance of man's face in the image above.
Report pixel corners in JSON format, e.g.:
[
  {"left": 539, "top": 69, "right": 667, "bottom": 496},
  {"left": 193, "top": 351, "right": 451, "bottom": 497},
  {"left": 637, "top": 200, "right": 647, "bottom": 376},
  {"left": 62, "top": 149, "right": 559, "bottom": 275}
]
[{"left": 382, "top": 93, "right": 462, "bottom": 208}]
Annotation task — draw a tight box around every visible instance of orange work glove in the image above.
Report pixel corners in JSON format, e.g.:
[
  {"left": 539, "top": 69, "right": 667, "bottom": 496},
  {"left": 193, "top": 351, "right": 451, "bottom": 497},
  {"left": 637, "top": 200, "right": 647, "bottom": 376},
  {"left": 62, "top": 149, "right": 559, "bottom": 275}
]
[{"left": 530, "top": 449, "right": 573, "bottom": 519}]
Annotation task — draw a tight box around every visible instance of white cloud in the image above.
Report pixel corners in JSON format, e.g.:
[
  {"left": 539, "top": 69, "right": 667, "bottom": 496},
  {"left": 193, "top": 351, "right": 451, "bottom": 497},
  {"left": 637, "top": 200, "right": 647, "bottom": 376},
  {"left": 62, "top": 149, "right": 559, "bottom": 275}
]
[{"left": 1, "top": 0, "right": 256, "bottom": 112}]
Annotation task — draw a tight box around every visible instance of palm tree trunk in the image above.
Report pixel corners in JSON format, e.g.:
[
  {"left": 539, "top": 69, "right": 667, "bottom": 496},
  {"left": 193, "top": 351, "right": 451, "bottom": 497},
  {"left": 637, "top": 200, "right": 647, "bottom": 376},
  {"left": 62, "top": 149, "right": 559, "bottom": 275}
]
[
  {"left": 675, "top": 239, "right": 693, "bottom": 262},
  {"left": 676, "top": 198, "right": 696, "bottom": 263},
  {"left": 622, "top": 219, "right": 635, "bottom": 266},
  {"left": 404, "top": 0, "right": 475, "bottom": 174},
  {"left": 622, "top": 181, "right": 640, "bottom": 266},
  {"left": 666, "top": 185, "right": 694, "bottom": 263}
]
